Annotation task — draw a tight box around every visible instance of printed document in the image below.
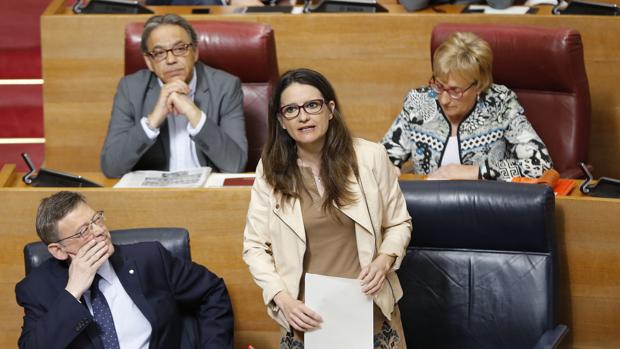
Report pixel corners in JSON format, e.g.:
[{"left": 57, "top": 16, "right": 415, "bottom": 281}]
[
  {"left": 304, "top": 273, "right": 373, "bottom": 349},
  {"left": 113, "top": 167, "right": 211, "bottom": 188}
]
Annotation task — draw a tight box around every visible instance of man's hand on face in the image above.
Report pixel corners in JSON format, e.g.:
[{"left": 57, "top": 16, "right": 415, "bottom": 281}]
[
  {"left": 65, "top": 239, "right": 110, "bottom": 300},
  {"left": 147, "top": 80, "right": 191, "bottom": 129}
]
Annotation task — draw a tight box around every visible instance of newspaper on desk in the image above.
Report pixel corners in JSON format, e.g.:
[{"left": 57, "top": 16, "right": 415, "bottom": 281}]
[
  {"left": 467, "top": 4, "right": 531, "bottom": 13},
  {"left": 113, "top": 167, "right": 212, "bottom": 188}
]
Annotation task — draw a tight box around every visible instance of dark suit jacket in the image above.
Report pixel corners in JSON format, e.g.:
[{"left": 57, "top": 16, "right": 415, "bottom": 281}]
[
  {"left": 100, "top": 62, "right": 248, "bottom": 178},
  {"left": 15, "top": 242, "right": 234, "bottom": 349}
]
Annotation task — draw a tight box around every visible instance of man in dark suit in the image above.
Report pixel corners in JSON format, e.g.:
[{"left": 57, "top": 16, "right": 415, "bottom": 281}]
[
  {"left": 100, "top": 14, "right": 247, "bottom": 178},
  {"left": 15, "top": 191, "right": 234, "bottom": 349}
]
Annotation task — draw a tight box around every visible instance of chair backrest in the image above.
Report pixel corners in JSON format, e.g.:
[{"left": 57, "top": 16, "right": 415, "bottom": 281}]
[
  {"left": 397, "top": 180, "right": 558, "bottom": 348},
  {"left": 125, "top": 21, "right": 279, "bottom": 172},
  {"left": 24, "top": 227, "right": 191, "bottom": 274},
  {"left": 431, "top": 23, "right": 591, "bottom": 178}
]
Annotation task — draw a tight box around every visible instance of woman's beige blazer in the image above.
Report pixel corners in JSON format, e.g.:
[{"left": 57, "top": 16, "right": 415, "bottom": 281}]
[{"left": 243, "top": 138, "right": 412, "bottom": 330}]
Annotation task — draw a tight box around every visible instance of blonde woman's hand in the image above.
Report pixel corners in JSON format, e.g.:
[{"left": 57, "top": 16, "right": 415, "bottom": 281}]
[
  {"left": 274, "top": 291, "right": 322, "bottom": 332},
  {"left": 427, "top": 164, "right": 478, "bottom": 180},
  {"left": 358, "top": 253, "right": 396, "bottom": 296}
]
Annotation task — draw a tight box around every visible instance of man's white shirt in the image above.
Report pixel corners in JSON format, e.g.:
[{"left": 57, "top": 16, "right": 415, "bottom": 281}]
[{"left": 84, "top": 260, "right": 152, "bottom": 349}]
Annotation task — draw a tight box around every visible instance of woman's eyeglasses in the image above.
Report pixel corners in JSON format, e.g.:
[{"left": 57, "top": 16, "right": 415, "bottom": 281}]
[
  {"left": 278, "top": 99, "right": 325, "bottom": 120},
  {"left": 429, "top": 77, "right": 476, "bottom": 100}
]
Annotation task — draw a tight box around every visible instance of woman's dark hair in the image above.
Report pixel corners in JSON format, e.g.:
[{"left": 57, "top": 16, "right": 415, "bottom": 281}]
[{"left": 262, "top": 68, "right": 358, "bottom": 213}]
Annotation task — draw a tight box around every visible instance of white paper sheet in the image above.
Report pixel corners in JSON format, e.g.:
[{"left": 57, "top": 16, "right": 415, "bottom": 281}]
[{"left": 304, "top": 273, "right": 373, "bottom": 349}]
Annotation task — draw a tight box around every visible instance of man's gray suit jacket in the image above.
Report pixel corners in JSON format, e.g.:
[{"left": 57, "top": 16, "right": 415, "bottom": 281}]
[{"left": 100, "top": 62, "right": 247, "bottom": 178}]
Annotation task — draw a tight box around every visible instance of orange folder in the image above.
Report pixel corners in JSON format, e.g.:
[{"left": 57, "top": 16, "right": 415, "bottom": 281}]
[{"left": 512, "top": 169, "right": 575, "bottom": 196}]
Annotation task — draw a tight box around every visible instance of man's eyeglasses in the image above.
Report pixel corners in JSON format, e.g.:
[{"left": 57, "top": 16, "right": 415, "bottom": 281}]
[
  {"left": 55, "top": 211, "right": 105, "bottom": 244},
  {"left": 429, "top": 77, "right": 476, "bottom": 100},
  {"left": 146, "top": 43, "right": 193, "bottom": 62},
  {"left": 278, "top": 99, "right": 325, "bottom": 120}
]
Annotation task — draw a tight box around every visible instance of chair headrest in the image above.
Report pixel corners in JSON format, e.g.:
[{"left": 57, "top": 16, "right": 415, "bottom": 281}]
[
  {"left": 125, "top": 21, "right": 279, "bottom": 85},
  {"left": 431, "top": 23, "right": 586, "bottom": 92},
  {"left": 23, "top": 227, "right": 190, "bottom": 275},
  {"left": 400, "top": 180, "right": 555, "bottom": 253}
]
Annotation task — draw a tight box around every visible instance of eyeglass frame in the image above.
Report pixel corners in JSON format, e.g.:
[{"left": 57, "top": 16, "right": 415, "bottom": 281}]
[
  {"left": 146, "top": 43, "right": 193, "bottom": 62},
  {"left": 278, "top": 99, "right": 326, "bottom": 120},
  {"left": 54, "top": 210, "right": 105, "bottom": 244},
  {"left": 429, "top": 76, "right": 477, "bottom": 100}
]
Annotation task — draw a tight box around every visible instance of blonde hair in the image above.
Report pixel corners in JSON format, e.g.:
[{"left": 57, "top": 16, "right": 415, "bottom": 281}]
[{"left": 433, "top": 32, "right": 493, "bottom": 92}]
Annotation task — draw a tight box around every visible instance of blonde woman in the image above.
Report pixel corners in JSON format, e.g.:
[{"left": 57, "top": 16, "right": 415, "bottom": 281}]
[{"left": 382, "top": 32, "right": 552, "bottom": 181}]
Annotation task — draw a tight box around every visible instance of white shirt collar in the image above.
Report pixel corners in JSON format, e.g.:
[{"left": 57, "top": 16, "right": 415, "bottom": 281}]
[{"left": 97, "top": 259, "right": 115, "bottom": 286}]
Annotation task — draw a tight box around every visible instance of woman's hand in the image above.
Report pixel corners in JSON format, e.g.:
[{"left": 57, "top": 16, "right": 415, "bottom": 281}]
[
  {"left": 358, "top": 253, "right": 396, "bottom": 296},
  {"left": 274, "top": 291, "right": 323, "bottom": 332},
  {"left": 427, "top": 164, "right": 478, "bottom": 180}
]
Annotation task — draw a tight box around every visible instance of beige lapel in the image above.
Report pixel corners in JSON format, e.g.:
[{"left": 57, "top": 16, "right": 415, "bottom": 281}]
[
  {"left": 271, "top": 170, "right": 378, "bottom": 245},
  {"left": 338, "top": 172, "right": 375, "bottom": 237},
  {"left": 272, "top": 192, "right": 306, "bottom": 243}
]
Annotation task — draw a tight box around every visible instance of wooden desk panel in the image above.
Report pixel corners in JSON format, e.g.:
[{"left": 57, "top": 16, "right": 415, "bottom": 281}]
[
  {"left": 0, "top": 164, "right": 16, "bottom": 188},
  {"left": 556, "top": 197, "right": 620, "bottom": 349},
  {"left": 41, "top": 0, "right": 620, "bottom": 177},
  {"left": 1, "top": 170, "right": 620, "bottom": 348}
]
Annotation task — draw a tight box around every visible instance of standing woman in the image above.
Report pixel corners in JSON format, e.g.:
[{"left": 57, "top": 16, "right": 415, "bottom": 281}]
[{"left": 243, "top": 68, "right": 412, "bottom": 348}]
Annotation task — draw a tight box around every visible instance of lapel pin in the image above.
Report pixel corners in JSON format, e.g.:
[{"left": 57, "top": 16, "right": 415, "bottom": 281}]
[{"left": 129, "top": 269, "right": 135, "bottom": 274}]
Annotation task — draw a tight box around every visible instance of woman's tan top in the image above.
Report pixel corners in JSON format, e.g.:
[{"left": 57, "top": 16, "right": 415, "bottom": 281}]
[
  {"left": 299, "top": 168, "right": 360, "bottom": 286},
  {"left": 295, "top": 167, "right": 385, "bottom": 339}
]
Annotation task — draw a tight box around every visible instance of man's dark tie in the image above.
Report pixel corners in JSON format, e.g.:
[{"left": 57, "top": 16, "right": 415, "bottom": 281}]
[{"left": 91, "top": 274, "right": 121, "bottom": 349}]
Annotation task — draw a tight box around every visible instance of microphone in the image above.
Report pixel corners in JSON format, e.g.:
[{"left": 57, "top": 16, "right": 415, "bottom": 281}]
[{"left": 72, "top": 0, "right": 87, "bottom": 13}]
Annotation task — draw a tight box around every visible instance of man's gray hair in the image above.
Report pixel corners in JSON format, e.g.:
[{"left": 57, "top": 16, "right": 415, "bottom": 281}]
[{"left": 141, "top": 14, "right": 198, "bottom": 53}]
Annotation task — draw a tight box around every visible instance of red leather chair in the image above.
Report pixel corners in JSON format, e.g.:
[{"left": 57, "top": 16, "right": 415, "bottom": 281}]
[
  {"left": 431, "top": 23, "right": 591, "bottom": 178},
  {"left": 125, "top": 21, "right": 279, "bottom": 172}
]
